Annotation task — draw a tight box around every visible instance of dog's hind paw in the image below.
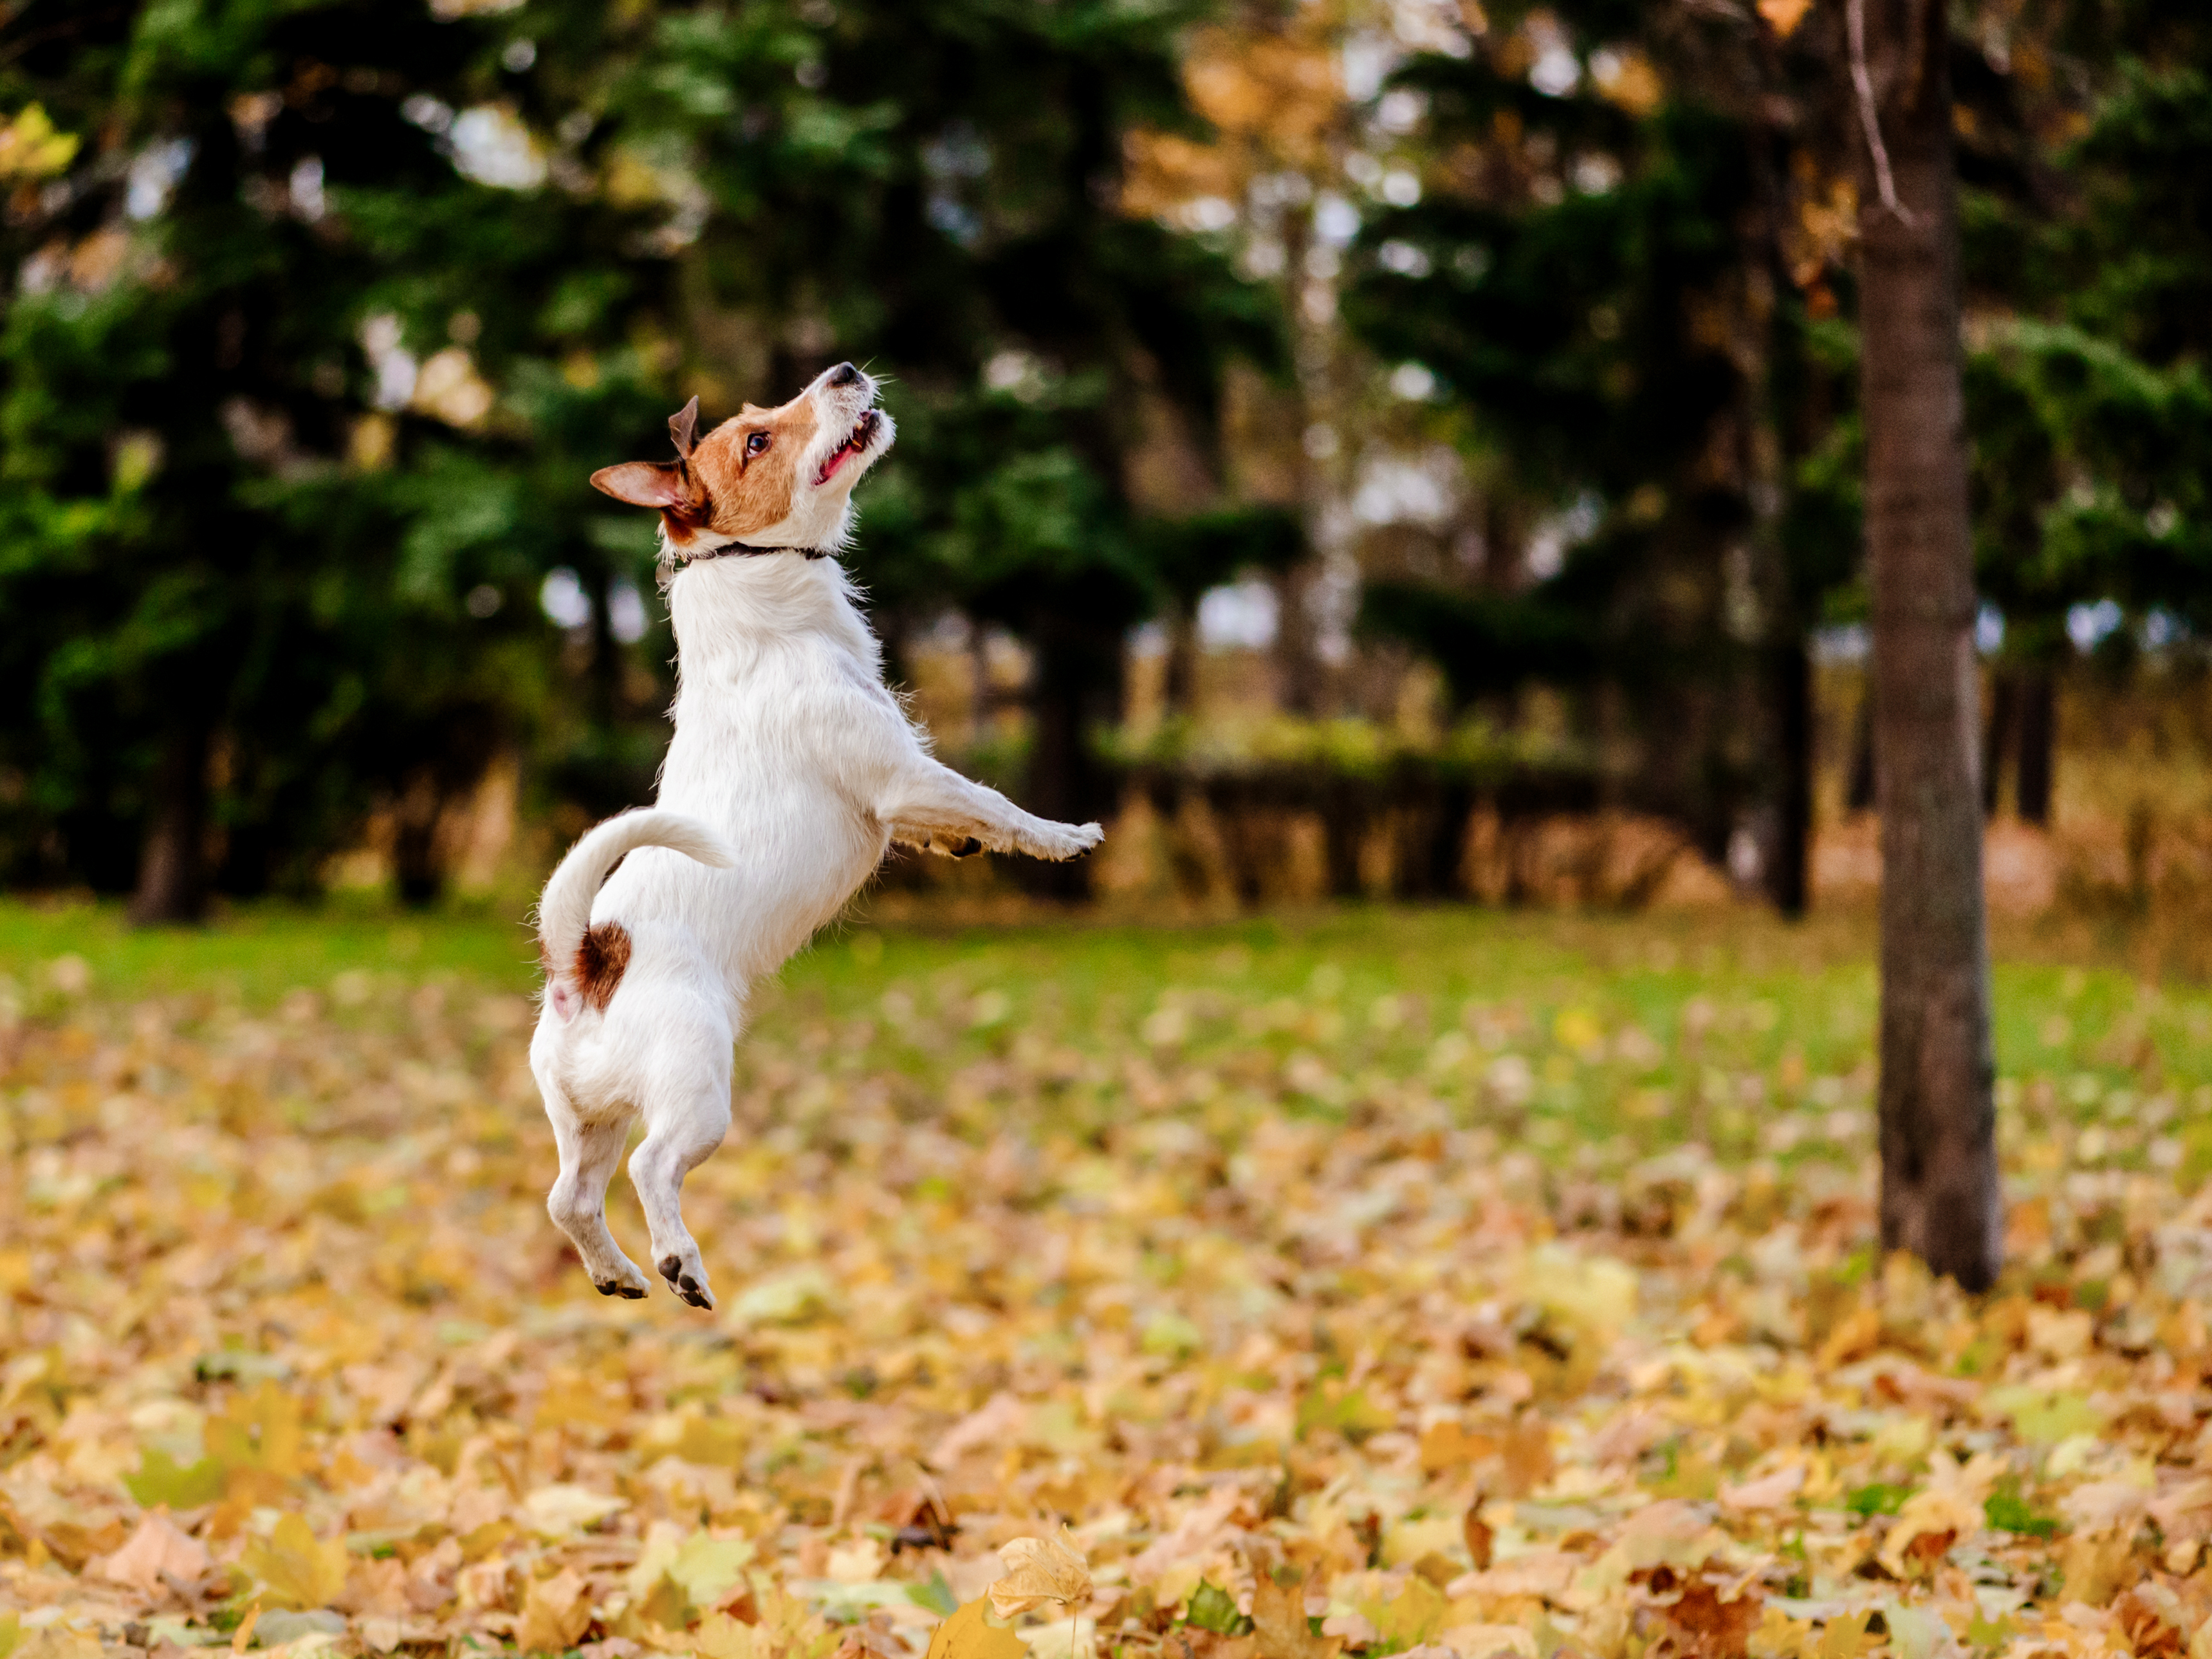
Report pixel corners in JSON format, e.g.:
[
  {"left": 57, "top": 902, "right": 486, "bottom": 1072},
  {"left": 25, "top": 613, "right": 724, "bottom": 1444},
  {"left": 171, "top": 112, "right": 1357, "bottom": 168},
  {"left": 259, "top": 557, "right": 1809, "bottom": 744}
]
[
  {"left": 596, "top": 1279, "right": 649, "bottom": 1299},
  {"left": 658, "top": 1252, "right": 717, "bottom": 1311}
]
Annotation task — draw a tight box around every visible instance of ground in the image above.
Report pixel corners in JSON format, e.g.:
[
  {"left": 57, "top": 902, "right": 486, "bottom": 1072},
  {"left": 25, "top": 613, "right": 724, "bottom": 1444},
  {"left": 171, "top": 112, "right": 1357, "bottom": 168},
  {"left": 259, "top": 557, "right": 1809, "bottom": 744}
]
[{"left": 2, "top": 900, "right": 2211, "bottom": 1659}]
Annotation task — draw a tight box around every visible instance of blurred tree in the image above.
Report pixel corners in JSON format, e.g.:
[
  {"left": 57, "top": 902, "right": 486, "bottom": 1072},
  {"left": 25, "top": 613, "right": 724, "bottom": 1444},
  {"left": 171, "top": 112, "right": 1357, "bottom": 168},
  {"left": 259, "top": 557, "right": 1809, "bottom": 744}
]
[
  {"left": 0, "top": 0, "right": 1286, "bottom": 911},
  {"left": 0, "top": 1, "right": 685, "bottom": 916},
  {"left": 1340, "top": 0, "right": 1862, "bottom": 913},
  {"left": 1954, "top": 10, "right": 2212, "bottom": 823},
  {"left": 1850, "top": 0, "right": 2000, "bottom": 1289}
]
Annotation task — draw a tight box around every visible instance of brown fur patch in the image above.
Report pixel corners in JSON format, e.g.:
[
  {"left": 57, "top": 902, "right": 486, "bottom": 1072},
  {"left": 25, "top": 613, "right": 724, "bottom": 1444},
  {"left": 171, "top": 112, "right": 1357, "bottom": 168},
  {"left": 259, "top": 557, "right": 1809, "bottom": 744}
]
[
  {"left": 573, "top": 922, "right": 631, "bottom": 1012},
  {"left": 682, "top": 396, "right": 820, "bottom": 544},
  {"left": 589, "top": 390, "right": 824, "bottom": 553}
]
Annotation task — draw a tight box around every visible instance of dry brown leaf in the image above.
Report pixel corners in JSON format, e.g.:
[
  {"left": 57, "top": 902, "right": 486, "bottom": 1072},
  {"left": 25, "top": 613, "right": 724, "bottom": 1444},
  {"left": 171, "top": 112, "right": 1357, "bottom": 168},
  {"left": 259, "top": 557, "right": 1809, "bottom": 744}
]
[
  {"left": 1462, "top": 1501, "right": 1495, "bottom": 1571},
  {"left": 1252, "top": 1571, "right": 1338, "bottom": 1659},
  {"left": 90, "top": 1511, "right": 210, "bottom": 1599},
  {"left": 990, "top": 1527, "right": 1092, "bottom": 1619},
  {"left": 515, "top": 1566, "right": 594, "bottom": 1653},
  {"left": 1657, "top": 1580, "right": 1764, "bottom": 1659}
]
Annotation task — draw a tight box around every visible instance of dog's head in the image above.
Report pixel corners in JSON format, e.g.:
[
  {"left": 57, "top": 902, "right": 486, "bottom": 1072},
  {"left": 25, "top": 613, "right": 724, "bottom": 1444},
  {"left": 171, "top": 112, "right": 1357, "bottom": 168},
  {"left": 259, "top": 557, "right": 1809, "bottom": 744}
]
[{"left": 590, "top": 362, "right": 894, "bottom": 555}]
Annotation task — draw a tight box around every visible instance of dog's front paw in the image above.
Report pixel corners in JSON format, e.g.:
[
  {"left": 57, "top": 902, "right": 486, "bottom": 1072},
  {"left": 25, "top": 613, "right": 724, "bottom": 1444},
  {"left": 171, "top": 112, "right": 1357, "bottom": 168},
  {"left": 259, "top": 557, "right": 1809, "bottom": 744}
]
[{"left": 1027, "top": 820, "right": 1103, "bottom": 861}]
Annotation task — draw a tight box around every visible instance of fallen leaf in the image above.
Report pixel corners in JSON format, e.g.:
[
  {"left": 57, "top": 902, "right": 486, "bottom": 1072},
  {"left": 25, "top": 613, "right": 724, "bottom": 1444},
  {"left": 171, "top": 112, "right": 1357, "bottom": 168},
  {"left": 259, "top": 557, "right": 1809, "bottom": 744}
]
[
  {"left": 928, "top": 1598, "right": 1029, "bottom": 1659},
  {"left": 239, "top": 1515, "right": 348, "bottom": 1609},
  {"left": 1251, "top": 1573, "right": 1336, "bottom": 1659},
  {"left": 991, "top": 1528, "right": 1092, "bottom": 1620},
  {"left": 90, "top": 1510, "right": 210, "bottom": 1598},
  {"left": 1719, "top": 1466, "right": 1805, "bottom": 1513},
  {"left": 515, "top": 1566, "right": 593, "bottom": 1653},
  {"left": 1657, "top": 1580, "right": 1762, "bottom": 1659}
]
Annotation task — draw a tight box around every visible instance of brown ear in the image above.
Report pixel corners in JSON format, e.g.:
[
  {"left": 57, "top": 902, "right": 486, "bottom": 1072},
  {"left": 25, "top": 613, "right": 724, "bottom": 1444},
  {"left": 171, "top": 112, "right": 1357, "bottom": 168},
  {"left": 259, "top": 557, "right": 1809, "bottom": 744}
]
[
  {"left": 590, "top": 460, "right": 697, "bottom": 509},
  {"left": 668, "top": 396, "right": 699, "bottom": 459}
]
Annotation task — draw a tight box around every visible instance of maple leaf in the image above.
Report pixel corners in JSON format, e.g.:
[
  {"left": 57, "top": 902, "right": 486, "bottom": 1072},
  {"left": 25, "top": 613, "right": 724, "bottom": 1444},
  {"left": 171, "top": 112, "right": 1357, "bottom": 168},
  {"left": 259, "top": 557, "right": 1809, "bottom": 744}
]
[
  {"left": 1251, "top": 1571, "right": 1338, "bottom": 1659},
  {"left": 90, "top": 1510, "right": 210, "bottom": 1599},
  {"left": 928, "top": 1598, "right": 1029, "bottom": 1659},
  {"left": 515, "top": 1566, "right": 594, "bottom": 1653},
  {"left": 1657, "top": 1580, "right": 1762, "bottom": 1659},
  {"left": 239, "top": 1514, "right": 349, "bottom": 1610},
  {"left": 990, "top": 1528, "right": 1092, "bottom": 1620}
]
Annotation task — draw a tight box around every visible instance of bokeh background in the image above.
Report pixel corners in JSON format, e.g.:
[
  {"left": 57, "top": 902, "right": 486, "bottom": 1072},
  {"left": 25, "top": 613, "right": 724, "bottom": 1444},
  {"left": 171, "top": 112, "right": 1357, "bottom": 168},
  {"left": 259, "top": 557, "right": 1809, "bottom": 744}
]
[
  {"left": 3, "top": 0, "right": 2206, "bottom": 943},
  {"left": 14, "top": 8, "right": 2212, "bottom": 1658}
]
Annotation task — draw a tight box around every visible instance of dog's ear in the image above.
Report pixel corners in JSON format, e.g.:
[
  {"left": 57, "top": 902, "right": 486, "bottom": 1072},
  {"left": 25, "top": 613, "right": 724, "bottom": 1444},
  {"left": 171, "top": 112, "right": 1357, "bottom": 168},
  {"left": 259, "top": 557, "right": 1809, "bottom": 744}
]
[
  {"left": 668, "top": 395, "right": 699, "bottom": 459},
  {"left": 590, "top": 461, "right": 699, "bottom": 509}
]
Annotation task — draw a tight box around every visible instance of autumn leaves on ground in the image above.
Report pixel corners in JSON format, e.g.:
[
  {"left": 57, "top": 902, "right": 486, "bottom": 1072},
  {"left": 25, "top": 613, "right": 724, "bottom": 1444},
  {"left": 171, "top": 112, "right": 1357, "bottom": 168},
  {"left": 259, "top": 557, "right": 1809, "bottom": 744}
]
[{"left": 5, "top": 905, "right": 2212, "bottom": 1659}]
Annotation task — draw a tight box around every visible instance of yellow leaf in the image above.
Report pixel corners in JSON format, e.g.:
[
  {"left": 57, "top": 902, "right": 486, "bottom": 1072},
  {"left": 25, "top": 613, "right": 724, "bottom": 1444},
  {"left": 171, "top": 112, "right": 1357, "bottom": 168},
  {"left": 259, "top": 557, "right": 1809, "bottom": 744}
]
[
  {"left": 207, "top": 1382, "right": 306, "bottom": 1481},
  {"left": 692, "top": 1613, "right": 760, "bottom": 1659},
  {"left": 239, "top": 1515, "right": 348, "bottom": 1609},
  {"left": 1354, "top": 1576, "right": 1448, "bottom": 1651},
  {"left": 1814, "top": 1612, "right": 1874, "bottom": 1659},
  {"left": 516, "top": 1566, "right": 593, "bottom": 1653},
  {"left": 928, "top": 1598, "right": 1029, "bottom": 1659},
  {"left": 0, "top": 1611, "right": 19, "bottom": 1659},
  {"left": 0, "top": 105, "right": 79, "bottom": 181},
  {"left": 990, "top": 1528, "right": 1092, "bottom": 1620},
  {"left": 1756, "top": 0, "right": 1814, "bottom": 38},
  {"left": 1253, "top": 1573, "right": 1338, "bottom": 1659}
]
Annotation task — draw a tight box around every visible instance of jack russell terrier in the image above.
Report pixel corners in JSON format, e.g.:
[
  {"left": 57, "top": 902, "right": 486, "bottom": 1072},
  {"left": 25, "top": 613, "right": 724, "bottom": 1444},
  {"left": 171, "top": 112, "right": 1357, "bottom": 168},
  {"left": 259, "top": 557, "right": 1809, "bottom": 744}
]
[{"left": 531, "top": 362, "right": 1101, "bottom": 1308}]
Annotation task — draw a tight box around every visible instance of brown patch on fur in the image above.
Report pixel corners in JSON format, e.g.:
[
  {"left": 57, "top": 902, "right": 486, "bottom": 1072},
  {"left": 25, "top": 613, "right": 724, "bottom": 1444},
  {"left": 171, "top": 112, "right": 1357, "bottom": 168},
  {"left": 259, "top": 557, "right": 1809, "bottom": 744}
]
[
  {"left": 589, "top": 389, "right": 822, "bottom": 551},
  {"left": 573, "top": 922, "right": 631, "bottom": 1012}
]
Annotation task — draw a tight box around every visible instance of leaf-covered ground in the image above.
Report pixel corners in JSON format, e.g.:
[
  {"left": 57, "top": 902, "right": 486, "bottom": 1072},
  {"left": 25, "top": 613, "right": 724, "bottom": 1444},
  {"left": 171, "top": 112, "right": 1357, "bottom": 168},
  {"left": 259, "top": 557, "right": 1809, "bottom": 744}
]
[{"left": 5, "top": 905, "right": 2212, "bottom": 1659}]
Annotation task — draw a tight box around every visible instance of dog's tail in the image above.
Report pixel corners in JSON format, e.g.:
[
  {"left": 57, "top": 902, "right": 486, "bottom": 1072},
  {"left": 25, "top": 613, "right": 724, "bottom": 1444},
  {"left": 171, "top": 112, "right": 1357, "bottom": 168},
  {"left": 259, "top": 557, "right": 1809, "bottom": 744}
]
[{"left": 536, "top": 808, "right": 735, "bottom": 990}]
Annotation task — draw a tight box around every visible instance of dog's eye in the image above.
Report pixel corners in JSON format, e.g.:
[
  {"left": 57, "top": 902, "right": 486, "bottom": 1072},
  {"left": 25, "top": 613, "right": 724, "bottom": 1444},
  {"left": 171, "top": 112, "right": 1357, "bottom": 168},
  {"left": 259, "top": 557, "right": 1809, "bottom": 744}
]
[{"left": 745, "top": 432, "right": 771, "bottom": 456}]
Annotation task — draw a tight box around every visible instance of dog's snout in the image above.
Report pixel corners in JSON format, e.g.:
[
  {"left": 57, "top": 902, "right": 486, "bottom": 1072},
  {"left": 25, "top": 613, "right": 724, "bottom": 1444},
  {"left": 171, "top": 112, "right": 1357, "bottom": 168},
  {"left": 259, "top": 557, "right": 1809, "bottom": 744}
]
[{"left": 826, "top": 362, "right": 860, "bottom": 388}]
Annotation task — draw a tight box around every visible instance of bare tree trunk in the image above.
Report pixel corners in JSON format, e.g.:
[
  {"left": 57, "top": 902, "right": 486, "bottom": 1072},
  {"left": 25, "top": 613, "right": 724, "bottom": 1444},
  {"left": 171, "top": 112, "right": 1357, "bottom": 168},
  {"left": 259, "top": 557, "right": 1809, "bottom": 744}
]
[
  {"left": 1020, "top": 613, "right": 1123, "bottom": 900},
  {"left": 1770, "top": 639, "right": 1813, "bottom": 916},
  {"left": 1162, "top": 602, "right": 1199, "bottom": 718},
  {"left": 1856, "top": 0, "right": 2002, "bottom": 1289},
  {"left": 1845, "top": 678, "right": 1877, "bottom": 811},
  {"left": 2016, "top": 665, "right": 2055, "bottom": 826},
  {"left": 1982, "top": 669, "right": 2018, "bottom": 818},
  {"left": 131, "top": 720, "right": 212, "bottom": 926}
]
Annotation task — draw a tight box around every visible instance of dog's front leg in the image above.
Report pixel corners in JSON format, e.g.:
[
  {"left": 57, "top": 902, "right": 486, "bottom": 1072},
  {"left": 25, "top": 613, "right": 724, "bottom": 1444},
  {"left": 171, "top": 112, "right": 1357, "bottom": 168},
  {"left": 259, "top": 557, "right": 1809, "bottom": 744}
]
[{"left": 880, "top": 759, "right": 1103, "bottom": 862}]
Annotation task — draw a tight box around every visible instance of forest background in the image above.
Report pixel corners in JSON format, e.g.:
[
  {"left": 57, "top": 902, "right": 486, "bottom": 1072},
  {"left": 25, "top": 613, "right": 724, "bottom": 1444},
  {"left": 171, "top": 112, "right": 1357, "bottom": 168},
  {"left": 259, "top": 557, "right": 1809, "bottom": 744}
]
[{"left": 1, "top": 0, "right": 2209, "bottom": 947}]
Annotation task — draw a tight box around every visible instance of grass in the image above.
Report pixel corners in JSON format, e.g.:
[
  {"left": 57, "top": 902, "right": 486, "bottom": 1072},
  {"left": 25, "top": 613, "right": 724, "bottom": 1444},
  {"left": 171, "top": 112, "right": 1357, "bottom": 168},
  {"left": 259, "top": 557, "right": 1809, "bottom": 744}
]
[{"left": 6, "top": 896, "right": 2209, "bottom": 1176}]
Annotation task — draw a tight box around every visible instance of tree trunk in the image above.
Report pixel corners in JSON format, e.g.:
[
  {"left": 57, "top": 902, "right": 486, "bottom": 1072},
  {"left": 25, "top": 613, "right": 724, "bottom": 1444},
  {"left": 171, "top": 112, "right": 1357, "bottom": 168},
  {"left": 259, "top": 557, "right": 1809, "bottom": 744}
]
[
  {"left": 1845, "top": 678, "right": 1877, "bottom": 811},
  {"left": 1770, "top": 638, "right": 1813, "bottom": 916},
  {"left": 2015, "top": 665, "right": 2055, "bottom": 826},
  {"left": 1020, "top": 613, "right": 1123, "bottom": 900},
  {"left": 1856, "top": 0, "right": 2002, "bottom": 1290},
  {"left": 131, "top": 720, "right": 212, "bottom": 926},
  {"left": 1982, "top": 669, "right": 2018, "bottom": 818},
  {"left": 1161, "top": 602, "right": 1199, "bottom": 718}
]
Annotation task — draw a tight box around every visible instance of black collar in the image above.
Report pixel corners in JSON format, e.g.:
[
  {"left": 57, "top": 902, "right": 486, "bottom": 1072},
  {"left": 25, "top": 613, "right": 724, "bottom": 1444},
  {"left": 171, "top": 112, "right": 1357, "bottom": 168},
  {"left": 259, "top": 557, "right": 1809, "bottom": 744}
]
[{"left": 674, "top": 540, "right": 833, "bottom": 564}]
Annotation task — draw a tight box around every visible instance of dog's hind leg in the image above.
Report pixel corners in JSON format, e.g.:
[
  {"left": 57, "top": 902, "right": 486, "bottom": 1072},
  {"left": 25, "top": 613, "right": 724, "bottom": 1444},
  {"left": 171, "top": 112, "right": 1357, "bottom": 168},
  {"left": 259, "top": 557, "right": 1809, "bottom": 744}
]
[
  {"left": 540, "top": 1076, "right": 652, "bottom": 1298},
  {"left": 631, "top": 1076, "right": 731, "bottom": 1311}
]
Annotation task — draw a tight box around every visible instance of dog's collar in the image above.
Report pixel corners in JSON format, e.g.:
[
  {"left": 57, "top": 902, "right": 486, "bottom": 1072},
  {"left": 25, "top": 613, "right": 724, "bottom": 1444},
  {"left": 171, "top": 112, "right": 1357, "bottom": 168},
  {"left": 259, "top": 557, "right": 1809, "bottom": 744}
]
[{"left": 673, "top": 539, "right": 834, "bottom": 564}]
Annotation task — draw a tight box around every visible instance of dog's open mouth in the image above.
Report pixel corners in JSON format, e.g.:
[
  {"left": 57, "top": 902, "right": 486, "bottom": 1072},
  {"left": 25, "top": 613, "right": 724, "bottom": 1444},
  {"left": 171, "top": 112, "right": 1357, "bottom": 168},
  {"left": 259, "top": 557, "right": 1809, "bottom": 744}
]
[{"left": 815, "top": 411, "right": 880, "bottom": 486}]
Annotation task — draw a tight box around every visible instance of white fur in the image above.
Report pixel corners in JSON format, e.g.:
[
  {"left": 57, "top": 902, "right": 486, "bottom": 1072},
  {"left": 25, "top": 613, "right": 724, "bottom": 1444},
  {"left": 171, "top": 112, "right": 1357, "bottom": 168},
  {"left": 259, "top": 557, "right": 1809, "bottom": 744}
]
[{"left": 529, "top": 366, "right": 1101, "bottom": 1308}]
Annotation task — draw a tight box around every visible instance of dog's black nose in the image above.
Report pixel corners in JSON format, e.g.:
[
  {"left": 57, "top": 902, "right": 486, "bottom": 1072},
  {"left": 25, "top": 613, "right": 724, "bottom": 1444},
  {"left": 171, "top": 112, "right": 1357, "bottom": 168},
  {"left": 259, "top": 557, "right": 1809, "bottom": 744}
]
[{"left": 827, "top": 361, "right": 860, "bottom": 387}]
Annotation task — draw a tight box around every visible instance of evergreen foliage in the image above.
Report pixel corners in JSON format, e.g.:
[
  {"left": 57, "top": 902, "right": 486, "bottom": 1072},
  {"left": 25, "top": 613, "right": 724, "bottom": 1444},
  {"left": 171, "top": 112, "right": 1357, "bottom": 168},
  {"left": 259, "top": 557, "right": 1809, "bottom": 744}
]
[{"left": 0, "top": 0, "right": 1284, "bottom": 910}]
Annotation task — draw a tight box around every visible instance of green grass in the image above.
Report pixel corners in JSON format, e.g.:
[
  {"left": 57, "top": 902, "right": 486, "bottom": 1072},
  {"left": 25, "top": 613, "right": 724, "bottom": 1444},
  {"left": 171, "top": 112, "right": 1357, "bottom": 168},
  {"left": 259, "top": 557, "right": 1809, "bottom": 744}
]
[
  {"left": 8, "top": 897, "right": 2211, "bottom": 1170},
  {"left": 0, "top": 896, "right": 542, "bottom": 1003}
]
